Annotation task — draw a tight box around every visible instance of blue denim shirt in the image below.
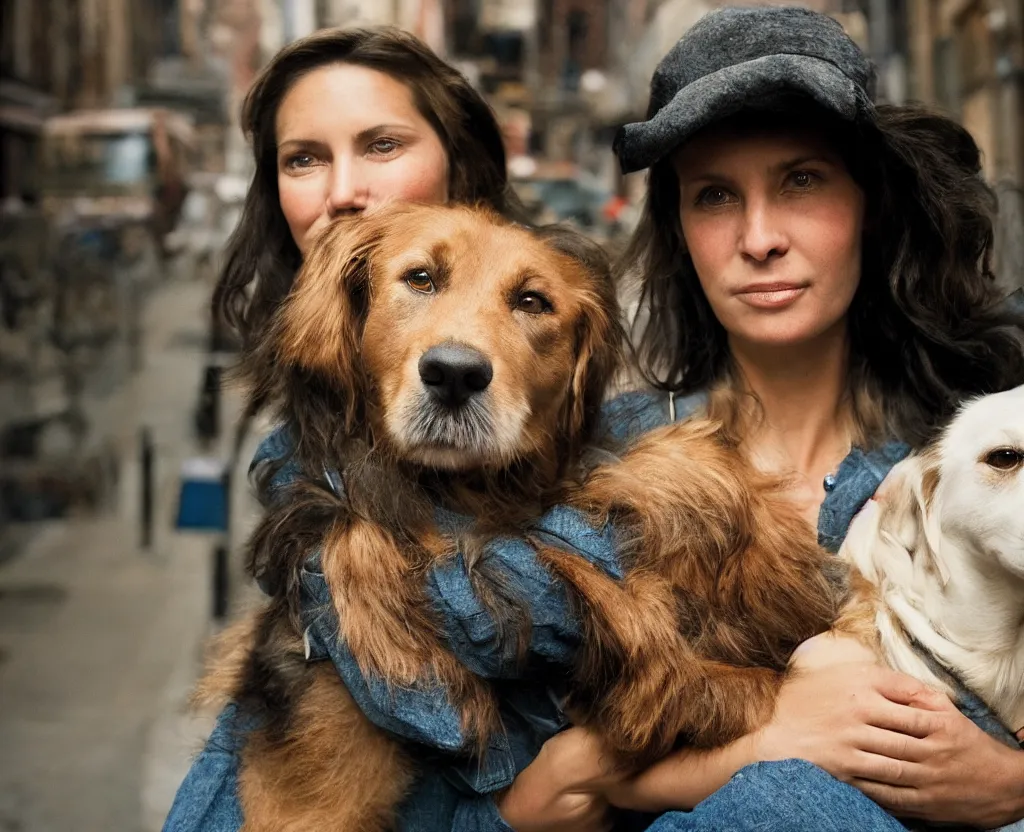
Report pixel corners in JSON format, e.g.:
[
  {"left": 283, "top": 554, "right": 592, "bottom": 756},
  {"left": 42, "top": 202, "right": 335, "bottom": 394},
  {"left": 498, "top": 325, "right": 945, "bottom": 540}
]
[{"left": 164, "top": 390, "right": 917, "bottom": 832}]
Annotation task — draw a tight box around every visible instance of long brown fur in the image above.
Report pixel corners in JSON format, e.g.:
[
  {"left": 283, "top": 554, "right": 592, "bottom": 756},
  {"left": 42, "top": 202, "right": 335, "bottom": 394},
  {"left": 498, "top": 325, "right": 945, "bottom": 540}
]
[
  {"left": 210, "top": 204, "right": 624, "bottom": 829},
  {"left": 538, "top": 418, "right": 839, "bottom": 763},
  {"left": 202, "top": 203, "right": 840, "bottom": 828}
]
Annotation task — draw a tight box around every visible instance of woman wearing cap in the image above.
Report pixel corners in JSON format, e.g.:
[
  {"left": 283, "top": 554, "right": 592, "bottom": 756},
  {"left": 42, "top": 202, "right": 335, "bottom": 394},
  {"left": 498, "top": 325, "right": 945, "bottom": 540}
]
[{"left": 500, "top": 5, "right": 1024, "bottom": 832}]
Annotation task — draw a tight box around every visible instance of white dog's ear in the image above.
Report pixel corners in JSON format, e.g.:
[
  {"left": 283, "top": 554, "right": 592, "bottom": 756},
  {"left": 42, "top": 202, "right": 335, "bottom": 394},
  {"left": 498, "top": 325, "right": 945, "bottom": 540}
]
[
  {"left": 867, "top": 455, "right": 949, "bottom": 587},
  {"left": 888, "top": 455, "right": 949, "bottom": 586}
]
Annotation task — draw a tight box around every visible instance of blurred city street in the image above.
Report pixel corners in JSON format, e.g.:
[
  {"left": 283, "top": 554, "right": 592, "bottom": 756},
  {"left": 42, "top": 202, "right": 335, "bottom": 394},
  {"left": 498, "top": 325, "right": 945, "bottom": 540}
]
[
  {"left": 1, "top": 0, "right": 1022, "bottom": 830},
  {"left": 0, "top": 271, "right": 261, "bottom": 832}
]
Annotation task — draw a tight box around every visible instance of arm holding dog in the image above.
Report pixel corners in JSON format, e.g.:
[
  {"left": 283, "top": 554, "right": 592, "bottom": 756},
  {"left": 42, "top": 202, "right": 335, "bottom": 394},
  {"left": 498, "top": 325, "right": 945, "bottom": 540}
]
[
  {"left": 251, "top": 402, "right": 837, "bottom": 767},
  {"left": 606, "top": 388, "right": 1024, "bottom": 826},
  {"left": 526, "top": 647, "right": 1024, "bottom": 828},
  {"left": 581, "top": 650, "right": 939, "bottom": 814}
]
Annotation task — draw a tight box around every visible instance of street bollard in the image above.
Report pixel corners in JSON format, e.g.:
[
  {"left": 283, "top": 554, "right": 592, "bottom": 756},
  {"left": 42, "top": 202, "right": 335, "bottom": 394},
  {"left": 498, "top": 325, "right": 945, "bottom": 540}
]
[
  {"left": 212, "top": 465, "right": 232, "bottom": 621},
  {"left": 212, "top": 542, "right": 229, "bottom": 621},
  {"left": 193, "top": 363, "right": 222, "bottom": 444},
  {"left": 140, "top": 427, "right": 154, "bottom": 549}
]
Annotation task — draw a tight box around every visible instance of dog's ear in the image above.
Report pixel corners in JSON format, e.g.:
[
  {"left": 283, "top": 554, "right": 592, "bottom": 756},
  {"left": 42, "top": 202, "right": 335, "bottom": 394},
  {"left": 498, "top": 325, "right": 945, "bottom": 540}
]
[
  {"left": 535, "top": 226, "right": 624, "bottom": 443},
  {"left": 565, "top": 299, "right": 622, "bottom": 441},
  {"left": 853, "top": 454, "right": 949, "bottom": 587},
  {"left": 909, "top": 455, "right": 949, "bottom": 585},
  {"left": 276, "top": 216, "right": 384, "bottom": 432}
]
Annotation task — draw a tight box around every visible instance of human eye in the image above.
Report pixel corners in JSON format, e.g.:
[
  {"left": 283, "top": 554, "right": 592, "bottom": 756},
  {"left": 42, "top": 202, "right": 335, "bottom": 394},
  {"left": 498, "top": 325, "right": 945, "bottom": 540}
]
[
  {"left": 367, "top": 137, "right": 402, "bottom": 157},
  {"left": 282, "top": 152, "right": 317, "bottom": 172},
  {"left": 785, "top": 170, "right": 821, "bottom": 190},
  {"left": 695, "top": 186, "right": 735, "bottom": 208}
]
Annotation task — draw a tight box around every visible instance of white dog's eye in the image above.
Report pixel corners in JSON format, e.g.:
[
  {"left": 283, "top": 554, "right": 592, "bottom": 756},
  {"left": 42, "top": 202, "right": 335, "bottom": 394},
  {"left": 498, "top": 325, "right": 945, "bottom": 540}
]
[{"left": 984, "top": 448, "right": 1023, "bottom": 471}]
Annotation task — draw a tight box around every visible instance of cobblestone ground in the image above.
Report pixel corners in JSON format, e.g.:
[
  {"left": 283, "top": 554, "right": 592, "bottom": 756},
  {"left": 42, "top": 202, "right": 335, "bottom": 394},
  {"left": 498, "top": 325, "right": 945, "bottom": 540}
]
[{"left": 0, "top": 274, "right": 262, "bottom": 832}]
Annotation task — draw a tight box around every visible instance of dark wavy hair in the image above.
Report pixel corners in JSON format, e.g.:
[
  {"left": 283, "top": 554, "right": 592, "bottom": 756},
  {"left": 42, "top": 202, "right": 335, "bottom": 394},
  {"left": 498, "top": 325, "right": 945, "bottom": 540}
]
[
  {"left": 213, "top": 25, "right": 527, "bottom": 353},
  {"left": 621, "top": 101, "right": 1024, "bottom": 447}
]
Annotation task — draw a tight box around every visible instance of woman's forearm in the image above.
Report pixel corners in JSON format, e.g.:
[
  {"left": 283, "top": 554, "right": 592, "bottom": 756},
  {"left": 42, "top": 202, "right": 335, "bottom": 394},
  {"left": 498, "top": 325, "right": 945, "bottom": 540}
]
[{"left": 607, "top": 734, "right": 758, "bottom": 813}]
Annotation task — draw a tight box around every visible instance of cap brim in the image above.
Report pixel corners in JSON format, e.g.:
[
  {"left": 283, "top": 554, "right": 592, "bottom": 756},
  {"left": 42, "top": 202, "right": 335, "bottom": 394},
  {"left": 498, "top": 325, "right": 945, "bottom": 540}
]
[{"left": 614, "top": 54, "right": 872, "bottom": 174}]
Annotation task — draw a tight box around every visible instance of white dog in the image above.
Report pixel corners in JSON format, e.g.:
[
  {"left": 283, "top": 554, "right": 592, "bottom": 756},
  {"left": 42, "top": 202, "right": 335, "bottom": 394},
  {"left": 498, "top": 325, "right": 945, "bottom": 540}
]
[{"left": 838, "top": 384, "right": 1024, "bottom": 739}]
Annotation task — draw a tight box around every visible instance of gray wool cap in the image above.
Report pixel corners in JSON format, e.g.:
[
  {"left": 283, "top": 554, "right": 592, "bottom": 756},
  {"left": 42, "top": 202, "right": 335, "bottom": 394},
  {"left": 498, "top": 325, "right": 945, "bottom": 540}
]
[{"left": 614, "top": 6, "right": 878, "bottom": 173}]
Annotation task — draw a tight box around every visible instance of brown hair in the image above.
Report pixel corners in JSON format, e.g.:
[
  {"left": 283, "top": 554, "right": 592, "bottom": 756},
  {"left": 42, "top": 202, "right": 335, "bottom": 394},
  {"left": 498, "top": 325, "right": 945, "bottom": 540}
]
[
  {"left": 213, "top": 25, "right": 528, "bottom": 357},
  {"left": 620, "top": 102, "right": 1024, "bottom": 447}
]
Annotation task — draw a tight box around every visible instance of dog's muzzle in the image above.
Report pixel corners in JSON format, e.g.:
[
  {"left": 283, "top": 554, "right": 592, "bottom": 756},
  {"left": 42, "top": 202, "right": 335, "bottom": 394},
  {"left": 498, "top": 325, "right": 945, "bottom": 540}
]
[{"left": 394, "top": 342, "right": 498, "bottom": 460}]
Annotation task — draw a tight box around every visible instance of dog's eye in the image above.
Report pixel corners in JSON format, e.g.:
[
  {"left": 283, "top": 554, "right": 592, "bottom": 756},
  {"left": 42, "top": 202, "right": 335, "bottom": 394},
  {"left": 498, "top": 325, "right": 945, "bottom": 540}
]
[
  {"left": 405, "top": 270, "right": 434, "bottom": 294},
  {"left": 985, "top": 448, "right": 1023, "bottom": 471},
  {"left": 516, "top": 292, "right": 553, "bottom": 315}
]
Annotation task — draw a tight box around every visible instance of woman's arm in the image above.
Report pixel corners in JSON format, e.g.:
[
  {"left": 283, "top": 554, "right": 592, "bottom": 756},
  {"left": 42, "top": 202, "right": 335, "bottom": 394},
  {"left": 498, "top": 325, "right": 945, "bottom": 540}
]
[
  {"left": 612, "top": 635, "right": 1024, "bottom": 828},
  {"left": 496, "top": 728, "right": 627, "bottom": 832},
  {"left": 606, "top": 738, "right": 757, "bottom": 813}
]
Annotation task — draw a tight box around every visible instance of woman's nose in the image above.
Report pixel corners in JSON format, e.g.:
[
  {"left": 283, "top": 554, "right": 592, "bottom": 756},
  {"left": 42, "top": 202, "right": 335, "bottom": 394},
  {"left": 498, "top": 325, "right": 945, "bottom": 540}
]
[
  {"left": 325, "top": 157, "right": 367, "bottom": 216},
  {"left": 739, "top": 197, "right": 789, "bottom": 262}
]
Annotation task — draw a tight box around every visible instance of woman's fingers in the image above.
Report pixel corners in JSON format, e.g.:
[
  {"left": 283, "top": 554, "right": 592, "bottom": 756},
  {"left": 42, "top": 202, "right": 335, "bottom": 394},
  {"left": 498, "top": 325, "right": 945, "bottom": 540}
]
[
  {"left": 870, "top": 667, "right": 953, "bottom": 712},
  {"left": 842, "top": 747, "right": 929, "bottom": 787},
  {"left": 854, "top": 725, "right": 933, "bottom": 764},
  {"left": 859, "top": 697, "right": 941, "bottom": 739}
]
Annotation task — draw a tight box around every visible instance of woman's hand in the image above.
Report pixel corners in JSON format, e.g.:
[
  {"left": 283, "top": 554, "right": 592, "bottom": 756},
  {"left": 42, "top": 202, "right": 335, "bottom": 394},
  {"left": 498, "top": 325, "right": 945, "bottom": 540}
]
[
  {"left": 497, "top": 727, "right": 627, "bottom": 832},
  {"left": 848, "top": 693, "right": 1024, "bottom": 829},
  {"left": 757, "top": 633, "right": 1024, "bottom": 828},
  {"left": 601, "top": 636, "right": 904, "bottom": 815}
]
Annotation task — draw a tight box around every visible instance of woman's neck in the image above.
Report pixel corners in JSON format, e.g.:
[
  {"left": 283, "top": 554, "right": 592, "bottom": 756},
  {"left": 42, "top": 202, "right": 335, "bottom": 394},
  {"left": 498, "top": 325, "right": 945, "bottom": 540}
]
[{"left": 729, "top": 323, "right": 852, "bottom": 480}]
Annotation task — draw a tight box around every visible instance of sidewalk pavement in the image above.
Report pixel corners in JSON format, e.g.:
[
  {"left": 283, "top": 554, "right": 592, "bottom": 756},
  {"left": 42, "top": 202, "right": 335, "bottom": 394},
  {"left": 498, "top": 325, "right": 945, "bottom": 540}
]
[{"left": 0, "top": 275, "right": 263, "bottom": 832}]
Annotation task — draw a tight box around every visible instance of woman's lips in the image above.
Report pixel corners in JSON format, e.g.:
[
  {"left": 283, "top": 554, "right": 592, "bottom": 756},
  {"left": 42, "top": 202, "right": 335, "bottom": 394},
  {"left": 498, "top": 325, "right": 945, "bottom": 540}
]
[{"left": 734, "top": 283, "right": 808, "bottom": 309}]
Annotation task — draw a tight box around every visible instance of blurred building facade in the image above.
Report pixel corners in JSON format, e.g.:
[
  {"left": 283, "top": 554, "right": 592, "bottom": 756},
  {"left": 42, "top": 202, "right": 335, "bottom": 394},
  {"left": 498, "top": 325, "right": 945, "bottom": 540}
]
[
  {"left": 440, "top": 0, "right": 1021, "bottom": 285},
  {"left": 904, "top": 0, "right": 1023, "bottom": 285},
  {"left": 0, "top": 0, "right": 235, "bottom": 201},
  {"left": 2, "top": 0, "right": 1020, "bottom": 282}
]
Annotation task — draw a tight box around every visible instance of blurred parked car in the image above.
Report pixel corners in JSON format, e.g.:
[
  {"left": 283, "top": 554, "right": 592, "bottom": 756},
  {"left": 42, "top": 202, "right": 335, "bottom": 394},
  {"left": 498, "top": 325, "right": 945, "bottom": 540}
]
[
  {"left": 511, "top": 161, "right": 612, "bottom": 230},
  {"left": 39, "top": 107, "right": 196, "bottom": 263}
]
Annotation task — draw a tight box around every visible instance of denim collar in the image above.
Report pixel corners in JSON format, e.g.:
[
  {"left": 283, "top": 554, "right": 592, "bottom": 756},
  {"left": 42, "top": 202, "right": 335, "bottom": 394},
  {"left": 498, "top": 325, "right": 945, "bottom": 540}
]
[{"left": 818, "top": 441, "right": 911, "bottom": 552}]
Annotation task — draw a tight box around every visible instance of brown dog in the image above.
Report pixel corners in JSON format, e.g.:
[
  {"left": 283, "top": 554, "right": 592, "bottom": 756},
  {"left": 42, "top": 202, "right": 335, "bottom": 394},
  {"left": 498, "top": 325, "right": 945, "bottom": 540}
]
[{"left": 200, "top": 203, "right": 838, "bottom": 830}]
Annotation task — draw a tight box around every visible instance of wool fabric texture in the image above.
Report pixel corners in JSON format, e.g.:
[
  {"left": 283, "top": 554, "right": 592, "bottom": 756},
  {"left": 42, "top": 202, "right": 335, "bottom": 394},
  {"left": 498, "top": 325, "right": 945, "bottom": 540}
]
[{"left": 614, "top": 6, "right": 878, "bottom": 173}]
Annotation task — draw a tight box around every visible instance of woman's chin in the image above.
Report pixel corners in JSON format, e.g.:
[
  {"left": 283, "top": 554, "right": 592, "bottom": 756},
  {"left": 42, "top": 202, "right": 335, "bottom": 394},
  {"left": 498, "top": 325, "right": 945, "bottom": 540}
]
[{"left": 727, "top": 318, "right": 847, "bottom": 352}]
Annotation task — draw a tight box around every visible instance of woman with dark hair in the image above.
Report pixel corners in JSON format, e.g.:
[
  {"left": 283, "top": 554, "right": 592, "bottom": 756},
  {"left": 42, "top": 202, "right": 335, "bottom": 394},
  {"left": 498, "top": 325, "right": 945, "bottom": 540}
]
[
  {"left": 498, "top": 6, "right": 1024, "bottom": 831},
  {"left": 213, "top": 24, "right": 526, "bottom": 364},
  {"left": 168, "top": 10, "right": 1024, "bottom": 832},
  {"left": 164, "top": 24, "right": 538, "bottom": 832}
]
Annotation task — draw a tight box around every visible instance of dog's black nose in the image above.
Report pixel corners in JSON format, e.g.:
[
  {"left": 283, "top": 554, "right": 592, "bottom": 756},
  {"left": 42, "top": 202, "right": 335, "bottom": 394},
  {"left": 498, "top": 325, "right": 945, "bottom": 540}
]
[{"left": 418, "top": 343, "right": 493, "bottom": 406}]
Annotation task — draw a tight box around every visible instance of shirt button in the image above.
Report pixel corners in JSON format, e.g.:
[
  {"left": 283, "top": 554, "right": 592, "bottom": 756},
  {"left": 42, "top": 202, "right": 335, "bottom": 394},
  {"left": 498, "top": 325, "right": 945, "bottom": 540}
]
[{"left": 823, "top": 473, "right": 837, "bottom": 492}]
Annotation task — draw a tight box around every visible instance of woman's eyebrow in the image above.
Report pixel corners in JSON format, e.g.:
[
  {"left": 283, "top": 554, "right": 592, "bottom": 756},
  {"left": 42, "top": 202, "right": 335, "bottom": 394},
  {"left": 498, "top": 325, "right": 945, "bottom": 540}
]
[
  {"left": 769, "top": 154, "right": 834, "bottom": 173},
  {"left": 351, "top": 123, "right": 422, "bottom": 145},
  {"left": 277, "top": 124, "right": 419, "bottom": 151},
  {"left": 276, "top": 138, "right": 327, "bottom": 154},
  {"left": 680, "top": 170, "right": 737, "bottom": 187}
]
